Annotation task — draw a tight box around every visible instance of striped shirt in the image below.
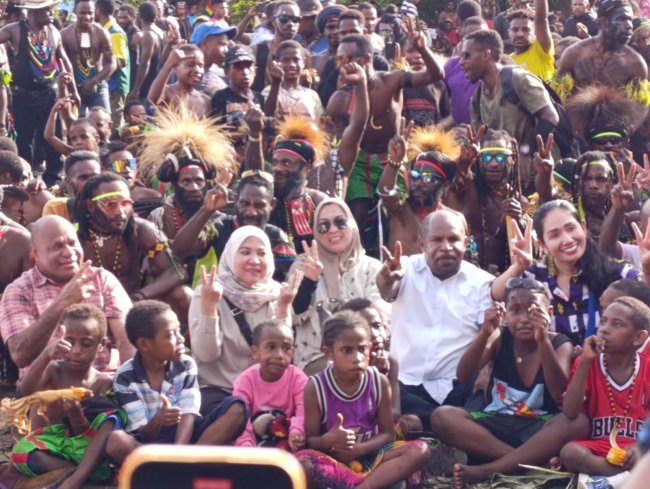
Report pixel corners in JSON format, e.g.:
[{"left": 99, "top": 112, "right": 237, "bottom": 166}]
[{"left": 113, "top": 352, "right": 201, "bottom": 434}]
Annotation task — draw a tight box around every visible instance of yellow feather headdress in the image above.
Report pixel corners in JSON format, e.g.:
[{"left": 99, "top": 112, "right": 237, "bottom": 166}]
[
  {"left": 274, "top": 116, "right": 329, "bottom": 163},
  {"left": 138, "top": 106, "right": 237, "bottom": 182},
  {"left": 407, "top": 127, "right": 461, "bottom": 162}
]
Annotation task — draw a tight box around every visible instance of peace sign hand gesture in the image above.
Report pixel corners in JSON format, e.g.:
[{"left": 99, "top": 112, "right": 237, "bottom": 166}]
[
  {"left": 509, "top": 219, "right": 533, "bottom": 275},
  {"left": 299, "top": 240, "right": 323, "bottom": 281},
  {"left": 533, "top": 133, "right": 555, "bottom": 174},
  {"left": 380, "top": 241, "right": 404, "bottom": 283},
  {"left": 200, "top": 265, "right": 222, "bottom": 315},
  {"left": 632, "top": 221, "right": 650, "bottom": 275},
  {"left": 460, "top": 124, "right": 486, "bottom": 167},
  {"left": 388, "top": 118, "right": 414, "bottom": 166},
  {"left": 611, "top": 161, "right": 638, "bottom": 210},
  {"left": 404, "top": 16, "right": 426, "bottom": 52},
  {"left": 635, "top": 154, "right": 650, "bottom": 193}
]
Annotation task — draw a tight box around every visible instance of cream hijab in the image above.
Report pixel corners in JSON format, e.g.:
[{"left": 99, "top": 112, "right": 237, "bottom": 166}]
[
  {"left": 313, "top": 198, "right": 364, "bottom": 299},
  {"left": 217, "top": 225, "right": 281, "bottom": 312}
]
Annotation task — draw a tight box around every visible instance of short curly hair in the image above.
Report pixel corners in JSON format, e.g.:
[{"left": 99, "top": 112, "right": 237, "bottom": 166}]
[{"left": 125, "top": 300, "right": 172, "bottom": 346}]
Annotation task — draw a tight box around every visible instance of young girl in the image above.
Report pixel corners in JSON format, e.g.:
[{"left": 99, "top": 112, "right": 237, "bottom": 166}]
[
  {"left": 493, "top": 200, "right": 640, "bottom": 346},
  {"left": 233, "top": 319, "right": 308, "bottom": 450},
  {"left": 296, "top": 311, "right": 430, "bottom": 489}
]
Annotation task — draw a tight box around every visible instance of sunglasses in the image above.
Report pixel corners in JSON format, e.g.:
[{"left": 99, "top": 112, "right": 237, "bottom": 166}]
[
  {"left": 505, "top": 277, "right": 547, "bottom": 294},
  {"left": 95, "top": 197, "right": 134, "bottom": 214},
  {"left": 277, "top": 13, "right": 301, "bottom": 23},
  {"left": 317, "top": 216, "right": 348, "bottom": 234},
  {"left": 592, "top": 136, "right": 625, "bottom": 145},
  {"left": 410, "top": 169, "right": 443, "bottom": 184},
  {"left": 241, "top": 169, "right": 274, "bottom": 184},
  {"left": 111, "top": 158, "right": 137, "bottom": 173},
  {"left": 479, "top": 152, "right": 510, "bottom": 164}
]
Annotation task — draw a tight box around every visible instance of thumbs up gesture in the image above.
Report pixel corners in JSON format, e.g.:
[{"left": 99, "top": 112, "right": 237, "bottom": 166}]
[
  {"left": 326, "top": 413, "right": 357, "bottom": 452},
  {"left": 156, "top": 394, "right": 182, "bottom": 426},
  {"left": 46, "top": 324, "right": 72, "bottom": 361}
]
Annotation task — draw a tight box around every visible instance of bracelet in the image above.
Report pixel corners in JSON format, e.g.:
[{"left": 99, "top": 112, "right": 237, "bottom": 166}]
[
  {"left": 387, "top": 157, "right": 403, "bottom": 170},
  {"left": 248, "top": 134, "right": 261, "bottom": 142}
]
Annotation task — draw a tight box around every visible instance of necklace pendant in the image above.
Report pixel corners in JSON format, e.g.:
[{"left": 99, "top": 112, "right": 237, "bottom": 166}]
[
  {"left": 516, "top": 356, "right": 523, "bottom": 364},
  {"left": 95, "top": 235, "right": 105, "bottom": 247}
]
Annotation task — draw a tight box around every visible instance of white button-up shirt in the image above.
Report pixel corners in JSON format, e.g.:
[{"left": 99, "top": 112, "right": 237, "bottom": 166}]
[{"left": 389, "top": 256, "right": 494, "bottom": 404}]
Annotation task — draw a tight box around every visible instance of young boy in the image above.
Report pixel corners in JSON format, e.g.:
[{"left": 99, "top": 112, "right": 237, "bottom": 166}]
[
  {"left": 210, "top": 45, "right": 263, "bottom": 138},
  {"left": 11, "top": 304, "right": 126, "bottom": 489},
  {"left": 233, "top": 319, "right": 308, "bottom": 450},
  {"left": 262, "top": 40, "right": 323, "bottom": 120},
  {"left": 105, "top": 300, "right": 247, "bottom": 464},
  {"left": 430, "top": 278, "right": 580, "bottom": 486},
  {"left": 560, "top": 297, "right": 650, "bottom": 477},
  {"left": 147, "top": 44, "right": 211, "bottom": 117}
]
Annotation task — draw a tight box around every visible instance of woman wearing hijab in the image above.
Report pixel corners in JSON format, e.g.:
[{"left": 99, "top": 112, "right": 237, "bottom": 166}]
[
  {"left": 189, "top": 226, "right": 302, "bottom": 414},
  {"left": 293, "top": 198, "right": 391, "bottom": 374}
]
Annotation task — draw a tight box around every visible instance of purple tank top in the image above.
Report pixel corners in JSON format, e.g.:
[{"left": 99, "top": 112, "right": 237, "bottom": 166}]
[{"left": 313, "top": 366, "right": 381, "bottom": 443}]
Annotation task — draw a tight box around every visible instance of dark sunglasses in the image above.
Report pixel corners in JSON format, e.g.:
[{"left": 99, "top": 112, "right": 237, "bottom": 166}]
[
  {"left": 410, "top": 169, "right": 443, "bottom": 184},
  {"left": 592, "top": 136, "right": 625, "bottom": 145},
  {"left": 111, "top": 158, "right": 137, "bottom": 173},
  {"left": 505, "top": 277, "right": 547, "bottom": 294},
  {"left": 317, "top": 216, "right": 348, "bottom": 234},
  {"left": 277, "top": 13, "right": 301, "bottom": 23},
  {"left": 479, "top": 152, "right": 510, "bottom": 164}
]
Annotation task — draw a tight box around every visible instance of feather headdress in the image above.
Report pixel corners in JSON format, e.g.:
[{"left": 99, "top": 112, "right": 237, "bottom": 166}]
[
  {"left": 407, "top": 127, "right": 461, "bottom": 162},
  {"left": 274, "top": 116, "right": 329, "bottom": 165},
  {"left": 138, "top": 106, "right": 236, "bottom": 183}
]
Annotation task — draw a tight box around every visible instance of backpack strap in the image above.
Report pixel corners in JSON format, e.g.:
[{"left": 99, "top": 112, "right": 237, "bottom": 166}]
[
  {"left": 222, "top": 296, "right": 254, "bottom": 347},
  {"left": 499, "top": 65, "right": 535, "bottom": 124}
]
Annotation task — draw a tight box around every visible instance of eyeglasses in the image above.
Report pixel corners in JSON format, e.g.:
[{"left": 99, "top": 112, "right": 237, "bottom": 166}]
[
  {"left": 505, "top": 277, "right": 547, "bottom": 294},
  {"left": 479, "top": 152, "right": 510, "bottom": 164},
  {"left": 95, "top": 198, "right": 134, "bottom": 214},
  {"left": 241, "top": 169, "right": 274, "bottom": 184},
  {"left": 111, "top": 158, "right": 137, "bottom": 173},
  {"left": 317, "top": 216, "right": 348, "bottom": 234},
  {"left": 277, "top": 14, "right": 301, "bottom": 23},
  {"left": 409, "top": 169, "right": 443, "bottom": 184}
]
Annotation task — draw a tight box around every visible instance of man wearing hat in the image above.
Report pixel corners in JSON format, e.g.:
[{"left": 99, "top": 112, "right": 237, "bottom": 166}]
[
  {"left": 252, "top": 0, "right": 302, "bottom": 93},
  {"left": 557, "top": 0, "right": 647, "bottom": 90},
  {"left": 0, "top": 0, "right": 79, "bottom": 186},
  {"left": 296, "top": 0, "right": 327, "bottom": 54},
  {"left": 190, "top": 21, "right": 236, "bottom": 96},
  {"left": 310, "top": 4, "right": 346, "bottom": 76}
]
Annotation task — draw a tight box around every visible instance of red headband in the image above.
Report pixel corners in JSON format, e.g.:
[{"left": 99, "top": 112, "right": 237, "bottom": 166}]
[{"left": 413, "top": 159, "right": 448, "bottom": 180}]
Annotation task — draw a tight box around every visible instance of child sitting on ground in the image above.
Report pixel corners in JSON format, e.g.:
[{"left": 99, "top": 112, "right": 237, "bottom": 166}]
[
  {"left": 44, "top": 109, "right": 102, "bottom": 157},
  {"left": 430, "top": 278, "right": 577, "bottom": 486},
  {"left": 232, "top": 319, "right": 308, "bottom": 450},
  {"left": 11, "top": 304, "right": 126, "bottom": 489},
  {"left": 105, "top": 300, "right": 247, "bottom": 464},
  {"left": 600, "top": 279, "right": 650, "bottom": 356},
  {"left": 147, "top": 44, "right": 210, "bottom": 117},
  {"left": 560, "top": 297, "right": 650, "bottom": 477},
  {"left": 296, "top": 311, "right": 431, "bottom": 489}
]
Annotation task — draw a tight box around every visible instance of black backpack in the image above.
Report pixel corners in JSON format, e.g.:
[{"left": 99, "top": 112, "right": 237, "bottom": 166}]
[{"left": 472, "top": 65, "right": 579, "bottom": 158}]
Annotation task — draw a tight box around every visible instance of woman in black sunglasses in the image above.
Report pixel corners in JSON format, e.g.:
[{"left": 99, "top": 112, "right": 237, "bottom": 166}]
[{"left": 292, "top": 197, "right": 391, "bottom": 375}]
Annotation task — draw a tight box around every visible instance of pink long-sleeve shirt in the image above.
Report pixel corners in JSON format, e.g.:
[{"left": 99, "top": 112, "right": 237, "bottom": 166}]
[{"left": 233, "top": 363, "right": 308, "bottom": 447}]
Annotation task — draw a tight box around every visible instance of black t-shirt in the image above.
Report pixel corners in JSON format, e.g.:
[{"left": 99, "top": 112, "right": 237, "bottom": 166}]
[{"left": 210, "top": 87, "right": 264, "bottom": 131}]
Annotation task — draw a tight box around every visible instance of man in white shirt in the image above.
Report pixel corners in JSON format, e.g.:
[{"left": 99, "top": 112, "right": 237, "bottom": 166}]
[{"left": 377, "top": 210, "right": 494, "bottom": 431}]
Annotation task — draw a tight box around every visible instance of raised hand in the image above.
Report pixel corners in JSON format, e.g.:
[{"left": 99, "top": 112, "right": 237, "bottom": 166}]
[
  {"left": 244, "top": 106, "right": 265, "bottom": 137},
  {"left": 339, "top": 62, "right": 366, "bottom": 85},
  {"left": 611, "top": 161, "right": 638, "bottom": 210},
  {"left": 509, "top": 219, "right": 533, "bottom": 274},
  {"left": 200, "top": 264, "right": 222, "bottom": 308},
  {"left": 388, "top": 118, "right": 414, "bottom": 166},
  {"left": 46, "top": 325, "right": 71, "bottom": 361},
  {"left": 279, "top": 270, "right": 304, "bottom": 306},
  {"left": 57, "top": 261, "right": 100, "bottom": 309},
  {"left": 156, "top": 394, "right": 182, "bottom": 426},
  {"left": 533, "top": 133, "right": 554, "bottom": 174},
  {"left": 269, "top": 60, "right": 284, "bottom": 84},
  {"left": 379, "top": 241, "right": 404, "bottom": 283},
  {"left": 481, "top": 302, "right": 505, "bottom": 336},
  {"left": 632, "top": 222, "right": 650, "bottom": 274},
  {"left": 300, "top": 240, "right": 323, "bottom": 281},
  {"left": 53, "top": 96, "right": 73, "bottom": 113},
  {"left": 203, "top": 185, "right": 229, "bottom": 213},
  {"left": 529, "top": 303, "right": 552, "bottom": 343},
  {"left": 636, "top": 154, "right": 650, "bottom": 192},
  {"left": 460, "top": 124, "right": 486, "bottom": 166},
  {"left": 404, "top": 15, "right": 425, "bottom": 51}
]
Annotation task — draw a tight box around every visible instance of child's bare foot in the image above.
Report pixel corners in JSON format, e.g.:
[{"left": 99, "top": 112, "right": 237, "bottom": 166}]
[
  {"left": 453, "top": 463, "right": 491, "bottom": 488},
  {"left": 548, "top": 456, "right": 563, "bottom": 471}
]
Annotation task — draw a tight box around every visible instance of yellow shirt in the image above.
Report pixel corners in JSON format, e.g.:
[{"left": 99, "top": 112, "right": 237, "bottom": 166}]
[
  {"left": 512, "top": 39, "right": 555, "bottom": 82},
  {"left": 41, "top": 197, "right": 71, "bottom": 221}
]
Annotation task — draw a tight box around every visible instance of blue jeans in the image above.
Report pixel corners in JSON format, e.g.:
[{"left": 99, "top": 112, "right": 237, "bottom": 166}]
[{"left": 79, "top": 81, "right": 110, "bottom": 115}]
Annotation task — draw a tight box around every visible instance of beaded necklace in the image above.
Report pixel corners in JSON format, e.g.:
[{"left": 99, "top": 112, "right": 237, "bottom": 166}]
[
  {"left": 74, "top": 26, "right": 95, "bottom": 84},
  {"left": 89, "top": 229, "right": 122, "bottom": 274},
  {"left": 26, "top": 24, "right": 59, "bottom": 82},
  {"left": 172, "top": 202, "right": 184, "bottom": 233},
  {"left": 603, "top": 354, "right": 638, "bottom": 429}
]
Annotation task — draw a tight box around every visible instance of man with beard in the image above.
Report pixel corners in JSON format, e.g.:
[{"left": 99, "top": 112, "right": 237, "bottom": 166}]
[
  {"left": 376, "top": 210, "right": 495, "bottom": 431},
  {"left": 445, "top": 129, "right": 529, "bottom": 275},
  {"left": 557, "top": 0, "right": 647, "bottom": 91},
  {"left": 61, "top": 0, "right": 116, "bottom": 114},
  {"left": 74, "top": 173, "right": 192, "bottom": 322},
  {"left": 172, "top": 171, "right": 296, "bottom": 285},
  {"left": 378, "top": 126, "right": 460, "bottom": 257},
  {"left": 0, "top": 0, "right": 78, "bottom": 185},
  {"left": 252, "top": 0, "right": 302, "bottom": 93}
]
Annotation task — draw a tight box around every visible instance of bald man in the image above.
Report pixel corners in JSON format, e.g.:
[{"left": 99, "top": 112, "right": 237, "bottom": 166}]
[
  {"left": 377, "top": 210, "right": 495, "bottom": 431},
  {"left": 0, "top": 215, "right": 134, "bottom": 375}
]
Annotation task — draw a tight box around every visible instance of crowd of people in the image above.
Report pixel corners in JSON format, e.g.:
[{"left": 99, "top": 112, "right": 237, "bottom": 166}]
[{"left": 1, "top": 0, "right": 650, "bottom": 487}]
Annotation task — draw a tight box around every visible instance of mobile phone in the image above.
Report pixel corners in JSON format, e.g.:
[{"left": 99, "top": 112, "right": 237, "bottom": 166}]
[{"left": 385, "top": 42, "right": 396, "bottom": 60}]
